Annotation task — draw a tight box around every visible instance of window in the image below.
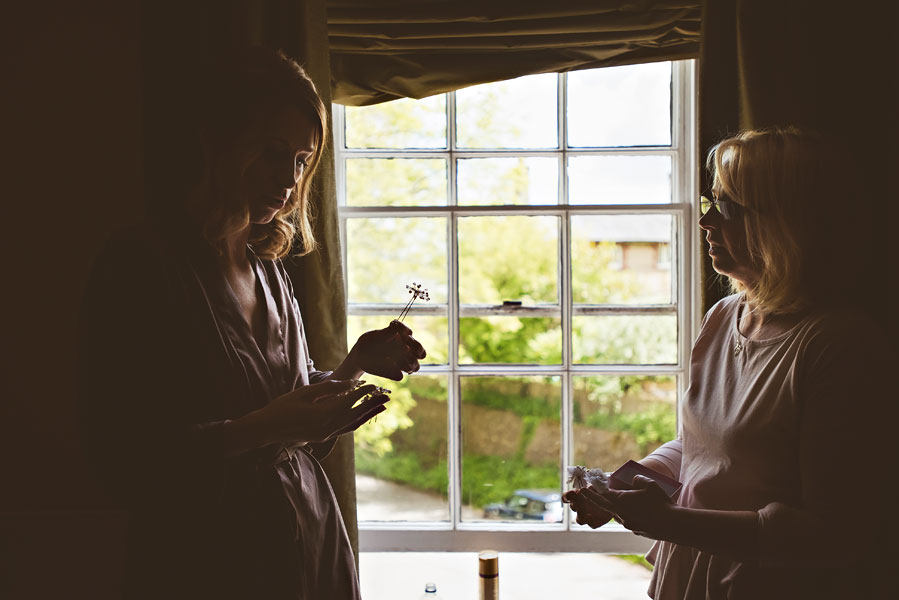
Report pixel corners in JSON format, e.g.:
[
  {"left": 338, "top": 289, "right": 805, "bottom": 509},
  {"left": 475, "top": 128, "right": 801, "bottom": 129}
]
[{"left": 335, "top": 60, "right": 697, "bottom": 553}]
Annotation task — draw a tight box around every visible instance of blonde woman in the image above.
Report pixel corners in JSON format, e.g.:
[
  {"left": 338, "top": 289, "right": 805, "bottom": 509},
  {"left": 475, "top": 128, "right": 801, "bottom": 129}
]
[
  {"left": 565, "top": 128, "right": 890, "bottom": 599},
  {"left": 80, "top": 47, "right": 425, "bottom": 599}
]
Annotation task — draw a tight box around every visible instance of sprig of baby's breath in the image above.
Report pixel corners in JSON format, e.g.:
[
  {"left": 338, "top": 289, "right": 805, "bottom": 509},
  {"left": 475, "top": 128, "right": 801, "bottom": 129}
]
[{"left": 397, "top": 282, "right": 430, "bottom": 322}]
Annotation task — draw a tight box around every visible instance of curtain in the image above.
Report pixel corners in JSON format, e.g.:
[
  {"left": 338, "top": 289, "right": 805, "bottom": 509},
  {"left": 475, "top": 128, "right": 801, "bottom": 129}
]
[
  {"left": 141, "top": 0, "right": 358, "bottom": 562},
  {"left": 328, "top": 0, "right": 701, "bottom": 105},
  {"left": 698, "top": 0, "right": 898, "bottom": 333}
]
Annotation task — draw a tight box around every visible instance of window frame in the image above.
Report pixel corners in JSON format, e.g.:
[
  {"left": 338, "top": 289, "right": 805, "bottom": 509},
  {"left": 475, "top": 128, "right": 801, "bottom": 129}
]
[{"left": 334, "top": 60, "right": 699, "bottom": 553}]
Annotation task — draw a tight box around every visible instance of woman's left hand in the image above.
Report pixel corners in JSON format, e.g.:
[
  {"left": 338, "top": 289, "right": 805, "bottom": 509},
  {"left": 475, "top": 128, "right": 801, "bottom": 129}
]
[
  {"left": 345, "top": 320, "right": 427, "bottom": 381},
  {"left": 577, "top": 475, "right": 677, "bottom": 540}
]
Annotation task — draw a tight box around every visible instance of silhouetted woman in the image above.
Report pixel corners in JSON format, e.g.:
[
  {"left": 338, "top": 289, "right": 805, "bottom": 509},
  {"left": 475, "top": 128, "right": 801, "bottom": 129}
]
[
  {"left": 565, "top": 128, "right": 890, "bottom": 599},
  {"left": 80, "top": 47, "right": 425, "bottom": 599}
]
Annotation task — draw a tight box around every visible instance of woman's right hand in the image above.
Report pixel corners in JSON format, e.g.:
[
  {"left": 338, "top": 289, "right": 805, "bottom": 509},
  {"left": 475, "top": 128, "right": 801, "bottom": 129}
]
[
  {"left": 225, "top": 381, "right": 389, "bottom": 454},
  {"left": 562, "top": 489, "right": 615, "bottom": 529}
]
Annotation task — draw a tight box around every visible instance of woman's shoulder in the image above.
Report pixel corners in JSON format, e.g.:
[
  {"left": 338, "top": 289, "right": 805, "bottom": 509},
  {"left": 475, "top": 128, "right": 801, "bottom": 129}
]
[
  {"left": 701, "top": 293, "right": 743, "bottom": 327},
  {"left": 799, "top": 305, "right": 888, "bottom": 352}
]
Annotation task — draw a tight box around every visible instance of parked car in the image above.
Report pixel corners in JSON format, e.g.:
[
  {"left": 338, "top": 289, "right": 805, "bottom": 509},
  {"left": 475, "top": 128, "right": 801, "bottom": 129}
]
[{"left": 482, "top": 489, "right": 563, "bottom": 522}]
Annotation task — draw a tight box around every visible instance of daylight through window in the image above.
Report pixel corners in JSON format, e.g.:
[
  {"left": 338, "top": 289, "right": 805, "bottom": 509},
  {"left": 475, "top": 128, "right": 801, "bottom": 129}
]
[{"left": 335, "top": 60, "right": 697, "bottom": 553}]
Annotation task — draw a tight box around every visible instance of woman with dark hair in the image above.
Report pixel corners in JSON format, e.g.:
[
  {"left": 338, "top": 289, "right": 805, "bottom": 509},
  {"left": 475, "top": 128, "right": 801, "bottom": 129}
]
[
  {"left": 80, "top": 47, "right": 425, "bottom": 599},
  {"left": 565, "top": 128, "right": 890, "bottom": 599}
]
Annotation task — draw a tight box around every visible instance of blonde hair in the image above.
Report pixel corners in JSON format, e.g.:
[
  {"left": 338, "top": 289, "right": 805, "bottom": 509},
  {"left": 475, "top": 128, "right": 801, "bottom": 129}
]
[
  {"left": 707, "top": 127, "right": 850, "bottom": 315},
  {"left": 190, "top": 47, "right": 328, "bottom": 260}
]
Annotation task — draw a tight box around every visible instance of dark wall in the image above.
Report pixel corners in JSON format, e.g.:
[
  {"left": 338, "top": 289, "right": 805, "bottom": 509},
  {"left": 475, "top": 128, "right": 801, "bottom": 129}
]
[{"left": 2, "top": 2, "right": 143, "bottom": 597}]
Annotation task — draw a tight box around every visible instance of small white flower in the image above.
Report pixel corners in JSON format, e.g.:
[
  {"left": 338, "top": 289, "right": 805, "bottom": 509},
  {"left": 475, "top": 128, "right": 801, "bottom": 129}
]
[{"left": 397, "top": 282, "right": 430, "bottom": 321}]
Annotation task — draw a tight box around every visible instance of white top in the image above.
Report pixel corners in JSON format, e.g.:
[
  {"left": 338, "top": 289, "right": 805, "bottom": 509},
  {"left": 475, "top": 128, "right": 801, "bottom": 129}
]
[{"left": 643, "top": 294, "right": 891, "bottom": 599}]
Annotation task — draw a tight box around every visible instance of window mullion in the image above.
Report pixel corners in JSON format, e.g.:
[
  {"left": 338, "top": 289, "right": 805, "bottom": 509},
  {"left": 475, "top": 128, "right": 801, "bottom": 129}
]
[
  {"left": 333, "top": 105, "right": 349, "bottom": 294},
  {"left": 447, "top": 90, "right": 462, "bottom": 530},
  {"left": 558, "top": 73, "right": 574, "bottom": 530}
]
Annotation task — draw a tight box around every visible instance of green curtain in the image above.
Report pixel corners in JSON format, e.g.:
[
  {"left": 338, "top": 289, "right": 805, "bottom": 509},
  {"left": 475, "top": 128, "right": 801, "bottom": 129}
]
[
  {"left": 328, "top": 0, "right": 700, "bottom": 105},
  {"left": 141, "top": 0, "right": 358, "bottom": 562},
  {"left": 698, "top": 0, "right": 899, "bottom": 335}
]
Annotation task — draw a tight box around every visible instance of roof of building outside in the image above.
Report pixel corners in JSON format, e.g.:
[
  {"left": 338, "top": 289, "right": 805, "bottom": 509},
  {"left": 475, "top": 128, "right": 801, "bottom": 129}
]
[{"left": 582, "top": 214, "right": 671, "bottom": 243}]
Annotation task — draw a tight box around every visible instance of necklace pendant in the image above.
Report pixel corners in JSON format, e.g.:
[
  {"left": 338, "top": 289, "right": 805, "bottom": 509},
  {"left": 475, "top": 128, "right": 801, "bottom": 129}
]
[{"left": 734, "top": 341, "right": 743, "bottom": 355}]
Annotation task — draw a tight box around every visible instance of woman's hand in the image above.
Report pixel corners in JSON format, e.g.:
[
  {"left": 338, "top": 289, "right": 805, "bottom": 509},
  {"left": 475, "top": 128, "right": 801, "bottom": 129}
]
[
  {"left": 562, "top": 489, "right": 615, "bottom": 529},
  {"left": 226, "top": 381, "right": 390, "bottom": 454},
  {"left": 337, "top": 320, "right": 427, "bottom": 381},
  {"left": 576, "top": 475, "right": 676, "bottom": 540}
]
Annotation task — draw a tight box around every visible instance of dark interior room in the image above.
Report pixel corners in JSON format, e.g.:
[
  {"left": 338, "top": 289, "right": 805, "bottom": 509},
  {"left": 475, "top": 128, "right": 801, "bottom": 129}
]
[{"left": 3, "top": 1, "right": 896, "bottom": 598}]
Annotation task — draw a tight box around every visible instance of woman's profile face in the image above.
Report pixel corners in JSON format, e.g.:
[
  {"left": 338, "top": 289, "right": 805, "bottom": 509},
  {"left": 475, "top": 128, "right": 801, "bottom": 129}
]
[
  {"left": 698, "top": 187, "right": 760, "bottom": 288},
  {"left": 219, "top": 103, "right": 318, "bottom": 225}
]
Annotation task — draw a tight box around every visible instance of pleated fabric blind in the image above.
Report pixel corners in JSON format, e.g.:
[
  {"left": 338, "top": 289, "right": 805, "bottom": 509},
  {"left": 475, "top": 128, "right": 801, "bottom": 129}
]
[{"left": 328, "top": 0, "right": 701, "bottom": 105}]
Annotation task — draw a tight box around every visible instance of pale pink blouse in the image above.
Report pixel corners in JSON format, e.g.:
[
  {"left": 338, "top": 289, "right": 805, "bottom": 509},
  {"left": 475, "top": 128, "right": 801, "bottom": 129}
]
[{"left": 642, "top": 294, "right": 890, "bottom": 599}]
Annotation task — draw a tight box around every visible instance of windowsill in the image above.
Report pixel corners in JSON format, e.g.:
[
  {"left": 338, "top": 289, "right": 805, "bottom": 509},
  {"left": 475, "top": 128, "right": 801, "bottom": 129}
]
[{"left": 359, "top": 524, "right": 654, "bottom": 553}]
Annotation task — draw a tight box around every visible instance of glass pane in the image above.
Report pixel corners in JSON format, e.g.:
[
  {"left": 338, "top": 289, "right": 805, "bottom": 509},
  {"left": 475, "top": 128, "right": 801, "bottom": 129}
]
[
  {"left": 567, "top": 62, "right": 671, "bottom": 147},
  {"left": 346, "top": 217, "right": 447, "bottom": 304},
  {"left": 568, "top": 156, "right": 671, "bottom": 205},
  {"left": 573, "top": 315, "right": 677, "bottom": 364},
  {"left": 345, "top": 95, "right": 446, "bottom": 149},
  {"left": 457, "top": 157, "right": 558, "bottom": 205},
  {"left": 456, "top": 74, "right": 557, "bottom": 149},
  {"left": 348, "top": 315, "right": 449, "bottom": 366},
  {"left": 460, "top": 376, "right": 562, "bottom": 523},
  {"left": 570, "top": 375, "right": 677, "bottom": 529},
  {"left": 458, "top": 215, "right": 558, "bottom": 304},
  {"left": 459, "top": 317, "right": 561, "bottom": 365},
  {"left": 355, "top": 375, "right": 449, "bottom": 522},
  {"left": 346, "top": 158, "right": 447, "bottom": 207},
  {"left": 571, "top": 214, "right": 673, "bottom": 304}
]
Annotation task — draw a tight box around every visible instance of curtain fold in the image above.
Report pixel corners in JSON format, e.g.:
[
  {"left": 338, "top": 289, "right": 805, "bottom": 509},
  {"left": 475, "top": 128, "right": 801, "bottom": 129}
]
[
  {"left": 328, "top": 0, "right": 700, "bottom": 105},
  {"left": 698, "top": 0, "right": 898, "bottom": 332}
]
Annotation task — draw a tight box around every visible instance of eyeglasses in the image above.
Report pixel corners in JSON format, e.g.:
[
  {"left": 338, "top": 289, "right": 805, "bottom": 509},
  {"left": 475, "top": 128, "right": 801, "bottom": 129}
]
[{"left": 700, "top": 192, "right": 745, "bottom": 221}]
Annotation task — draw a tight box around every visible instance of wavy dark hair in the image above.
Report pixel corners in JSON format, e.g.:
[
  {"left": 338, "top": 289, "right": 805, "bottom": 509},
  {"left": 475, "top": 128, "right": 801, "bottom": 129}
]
[{"left": 186, "top": 46, "right": 328, "bottom": 259}]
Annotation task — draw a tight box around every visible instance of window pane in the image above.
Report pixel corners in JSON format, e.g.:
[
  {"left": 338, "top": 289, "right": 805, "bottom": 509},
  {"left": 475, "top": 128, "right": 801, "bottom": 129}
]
[
  {"left": 573, "top": 315, "right": 677, "bottom": 364},
  {"left": 356, "top": 375, "right": 449, "bottom": 522},
  {"left": 345, "top": 95, "right": 446, "bottom": 149},
  {"left": 571, "top": 375, "right": 677, "bottom": 529},
  {"left": 461, "top": 376, "right": 562, "bottom": 523},
  {"left": 568, "top": 156, "right": 671, "bottom": 205},
  {"left": 346, "top": 158, "right": 447, "bottom": 207},
  {"left": 458, "top": 215, "right": 558, "bottom": 304},
  {"left": 457, "top": 157, "right": 558, "bottom": 205},
  {"left": 346, "top": 217, "right": 447, "bottom": 304},
  {"left": 459, "top": 317, "right": 561, "bottom": 365},
  {"left": 349, "top": 315, "right": 449, "bottom": 366},
  {"left": 567, "top": 62, "right": 671, "bottom": 147},
  {"left": 456, "top": 74, "right": 557, "bottom": 149},
  {"left": 571, "top": 214, "right": 673, "bottom": 304}
]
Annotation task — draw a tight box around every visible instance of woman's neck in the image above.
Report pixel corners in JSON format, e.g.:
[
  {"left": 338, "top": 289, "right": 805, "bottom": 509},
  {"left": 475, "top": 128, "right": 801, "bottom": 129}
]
[
  {"left": 738, "top": 296, "right": 800, "bottom": 340},
  {"left": 220, "top": 227, "right": 252, "bottom": 271}
]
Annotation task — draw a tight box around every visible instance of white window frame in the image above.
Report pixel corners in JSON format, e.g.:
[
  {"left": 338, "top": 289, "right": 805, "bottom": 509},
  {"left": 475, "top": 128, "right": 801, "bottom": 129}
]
[{"left": 334, "top": 60, "right": 699, "bottom": 553}]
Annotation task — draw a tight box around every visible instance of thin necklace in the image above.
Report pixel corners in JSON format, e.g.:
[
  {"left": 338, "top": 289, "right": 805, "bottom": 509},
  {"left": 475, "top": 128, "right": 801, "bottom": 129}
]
[{"left": 734, "top": 300, "right": 757, "bottom": 355}]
